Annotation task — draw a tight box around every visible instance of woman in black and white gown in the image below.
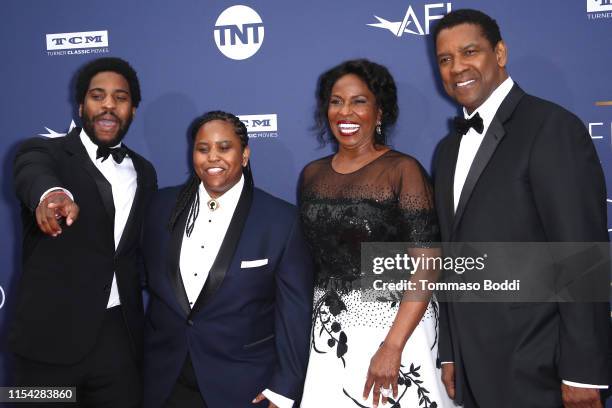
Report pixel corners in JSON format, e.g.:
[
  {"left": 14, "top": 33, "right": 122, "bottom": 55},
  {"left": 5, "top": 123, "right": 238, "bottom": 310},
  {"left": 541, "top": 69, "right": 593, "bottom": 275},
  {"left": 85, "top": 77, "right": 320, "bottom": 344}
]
[{"left": 299, "top": 59, "right": 454, "bottom": 408}]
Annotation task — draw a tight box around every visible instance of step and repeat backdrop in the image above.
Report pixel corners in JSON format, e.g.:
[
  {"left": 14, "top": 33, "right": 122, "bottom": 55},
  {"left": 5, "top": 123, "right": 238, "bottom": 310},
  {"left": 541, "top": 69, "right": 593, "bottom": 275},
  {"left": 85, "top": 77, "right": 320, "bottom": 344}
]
[{"left": 1, "top": 0, "right": 611, "bottom": 390}]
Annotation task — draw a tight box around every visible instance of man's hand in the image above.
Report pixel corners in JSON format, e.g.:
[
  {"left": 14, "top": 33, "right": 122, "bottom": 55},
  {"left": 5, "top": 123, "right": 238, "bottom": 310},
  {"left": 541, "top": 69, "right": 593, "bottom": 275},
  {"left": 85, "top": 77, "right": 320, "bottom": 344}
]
[
  {"left": 252, "top": 393, "right": 279, "bottom": 408},
  {"left": 36, "top": 191, "right": 79, "bottom": 237},
  {"left": 561, "top": 384, "right": 602, "bottom": 408},
  {"left": 441, "top": 363, "right": 455, "bottom": 400}
]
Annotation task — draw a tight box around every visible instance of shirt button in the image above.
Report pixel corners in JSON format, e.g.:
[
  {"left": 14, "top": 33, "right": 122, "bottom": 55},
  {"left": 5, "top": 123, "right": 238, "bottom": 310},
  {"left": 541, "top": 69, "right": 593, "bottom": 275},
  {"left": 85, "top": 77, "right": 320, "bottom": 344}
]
[{"left": 187, "top": 319, "right": 194, "bottom": 326}]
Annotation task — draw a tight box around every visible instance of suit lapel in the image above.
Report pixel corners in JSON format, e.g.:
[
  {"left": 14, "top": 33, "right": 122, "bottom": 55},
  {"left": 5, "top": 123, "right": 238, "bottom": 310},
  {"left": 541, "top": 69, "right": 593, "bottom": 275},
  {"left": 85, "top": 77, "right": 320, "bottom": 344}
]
[
  {"left": 452, "top": 118, "right": 505, "bottom": 232},
  {"left": 64, "top": 129, "right": 115, "bottom": 223},
  {"left": 115, "top": 148, "right": 145, "bottom": 255},
  {"left": 438, "top": 132, "right": 461, "bottom": 238},
  {"left": 451, "top": 84, "right": 525, "bottom": 234},
  {"left": 190, "top": 180, "right": 253, "bottom": 317},
  {"left": 167, "top": 198, "right": 191, "bottom": 316}
]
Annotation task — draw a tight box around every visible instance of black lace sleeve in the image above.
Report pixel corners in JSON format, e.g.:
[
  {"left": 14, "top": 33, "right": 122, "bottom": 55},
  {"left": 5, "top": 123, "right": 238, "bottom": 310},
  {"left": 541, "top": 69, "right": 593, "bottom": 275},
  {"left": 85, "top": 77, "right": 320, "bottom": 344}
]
[{"left": 395, "top": 158, "right": 440, "bottom": 246}]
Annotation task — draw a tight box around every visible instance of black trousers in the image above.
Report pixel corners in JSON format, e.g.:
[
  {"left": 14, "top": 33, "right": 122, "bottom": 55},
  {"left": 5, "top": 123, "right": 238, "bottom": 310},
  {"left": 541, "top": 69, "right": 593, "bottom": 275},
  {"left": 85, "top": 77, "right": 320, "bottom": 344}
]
[
  {"left": 14, "top": 306, "right": 141, "bottom": 408},
  {"left": 163, "top": 355, "right": 207, "bottom": 408}
]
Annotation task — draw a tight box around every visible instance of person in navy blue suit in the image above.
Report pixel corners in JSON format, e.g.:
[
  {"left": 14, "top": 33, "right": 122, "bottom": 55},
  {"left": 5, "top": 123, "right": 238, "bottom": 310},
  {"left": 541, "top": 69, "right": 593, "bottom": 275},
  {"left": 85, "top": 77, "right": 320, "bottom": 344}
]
[{"left": 141, "top": 111, "right": 314, "bottom": 408}]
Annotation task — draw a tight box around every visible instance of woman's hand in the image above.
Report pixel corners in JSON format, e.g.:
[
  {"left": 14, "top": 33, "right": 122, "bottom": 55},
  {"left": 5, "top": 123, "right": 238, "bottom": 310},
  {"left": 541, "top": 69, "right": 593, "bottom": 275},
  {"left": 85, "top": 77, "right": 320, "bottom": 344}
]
[{"left": 362, "top": 342, "right": 402, "bottom": 407}]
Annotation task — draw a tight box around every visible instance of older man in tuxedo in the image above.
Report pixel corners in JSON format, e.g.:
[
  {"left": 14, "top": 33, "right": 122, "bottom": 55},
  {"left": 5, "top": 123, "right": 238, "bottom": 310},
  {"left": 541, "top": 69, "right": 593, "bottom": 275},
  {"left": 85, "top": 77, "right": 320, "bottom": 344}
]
[
  {"left": 11, "top": 57, "right": 157, "bottom": 407},
  {"left": 432, "top": 9, "right": 611, "bottom": 408}
]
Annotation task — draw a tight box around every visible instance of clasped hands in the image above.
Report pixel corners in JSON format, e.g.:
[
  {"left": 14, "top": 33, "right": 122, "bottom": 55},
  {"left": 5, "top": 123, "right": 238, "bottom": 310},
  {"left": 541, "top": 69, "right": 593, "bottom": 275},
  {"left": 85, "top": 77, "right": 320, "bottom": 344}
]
[{"left": 36, "top": 191, "right": 79, "bottom": 236}]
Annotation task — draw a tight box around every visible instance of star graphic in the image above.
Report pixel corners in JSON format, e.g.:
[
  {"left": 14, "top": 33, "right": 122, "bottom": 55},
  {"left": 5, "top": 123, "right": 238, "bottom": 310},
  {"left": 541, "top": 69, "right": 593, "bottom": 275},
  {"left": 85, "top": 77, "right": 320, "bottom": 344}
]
[
  {"left": 367, "top": 16, "right": 404, "bottom": 36},
  {"left": 38, "top": 120, "right": 76, "bottom": 138},
  {"left": 367, "top": 14, "right": 420, "bottom": 37}
]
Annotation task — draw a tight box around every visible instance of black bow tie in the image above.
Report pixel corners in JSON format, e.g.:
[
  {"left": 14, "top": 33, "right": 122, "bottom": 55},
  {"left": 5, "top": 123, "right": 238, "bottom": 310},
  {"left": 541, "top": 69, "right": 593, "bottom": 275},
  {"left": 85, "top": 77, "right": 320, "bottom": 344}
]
[
  {"left": 453, "top": 112, "right": 484, "bottom": 135},
  {"left": 96, "top": 145, "right": 128, "bottom": 164}
]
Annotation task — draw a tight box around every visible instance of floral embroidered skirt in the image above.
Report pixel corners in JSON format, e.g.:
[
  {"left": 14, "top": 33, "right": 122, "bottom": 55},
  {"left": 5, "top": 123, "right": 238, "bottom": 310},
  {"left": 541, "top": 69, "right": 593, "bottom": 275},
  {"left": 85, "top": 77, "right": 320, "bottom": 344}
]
[{"left": 300, "top": 288, "right": 455, "bottom": 408}]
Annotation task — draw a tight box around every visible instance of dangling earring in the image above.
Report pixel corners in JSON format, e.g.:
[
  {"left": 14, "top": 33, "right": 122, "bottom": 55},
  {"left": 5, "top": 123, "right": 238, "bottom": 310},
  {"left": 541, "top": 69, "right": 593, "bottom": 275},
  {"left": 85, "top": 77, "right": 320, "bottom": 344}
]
[{"left": 376, "top": 122, "right": 382, "bottom": 135}]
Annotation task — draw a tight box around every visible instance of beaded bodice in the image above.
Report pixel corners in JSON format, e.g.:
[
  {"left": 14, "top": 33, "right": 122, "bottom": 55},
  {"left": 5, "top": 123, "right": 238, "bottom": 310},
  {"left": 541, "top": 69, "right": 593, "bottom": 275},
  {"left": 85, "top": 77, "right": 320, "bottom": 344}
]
[{"left": 299, "top": 150, "right": 439, "bottom": 292}]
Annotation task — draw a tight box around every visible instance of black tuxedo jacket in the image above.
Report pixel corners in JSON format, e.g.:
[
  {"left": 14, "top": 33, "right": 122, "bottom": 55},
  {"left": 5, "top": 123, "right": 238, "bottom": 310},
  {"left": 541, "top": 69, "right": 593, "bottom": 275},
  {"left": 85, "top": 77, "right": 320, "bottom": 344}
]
[
  {"left": 433, "top": 84, "right": 611, "bottom": 406},
  {"left": 10, "top": 127, "right": 157, "bottom": 364}
]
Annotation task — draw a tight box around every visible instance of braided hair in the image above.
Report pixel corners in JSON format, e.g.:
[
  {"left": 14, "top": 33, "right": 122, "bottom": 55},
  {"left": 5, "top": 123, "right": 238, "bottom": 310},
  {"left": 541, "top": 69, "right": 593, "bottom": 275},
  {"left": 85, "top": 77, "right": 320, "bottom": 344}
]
[{"left": 168, "top": 111, "right": 252, "bottom": 232}]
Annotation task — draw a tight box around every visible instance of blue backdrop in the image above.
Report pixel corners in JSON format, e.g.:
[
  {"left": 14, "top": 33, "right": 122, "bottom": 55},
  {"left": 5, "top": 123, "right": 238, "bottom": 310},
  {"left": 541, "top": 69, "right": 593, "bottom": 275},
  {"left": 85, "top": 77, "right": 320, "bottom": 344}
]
[{"left": 2, "top": 0, "right": 611, "bottom": 397}]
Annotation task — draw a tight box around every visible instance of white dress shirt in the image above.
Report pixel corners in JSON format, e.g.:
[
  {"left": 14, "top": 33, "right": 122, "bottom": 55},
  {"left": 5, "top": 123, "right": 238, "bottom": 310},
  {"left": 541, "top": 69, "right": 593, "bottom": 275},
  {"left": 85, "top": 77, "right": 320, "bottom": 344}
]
[
  {"left": 41, "top": 129, "right": 137, "bottom": 308},
  {"left": 178, "top": 175, "right": 294, "bottom": 407},
  {"left": 453, "top": 77, "right": 514, "bottom": 211},
  {"left": 80, "top": 130, "right": 137, "bottom": 308},
  {"left": 449, "top": 77, "right": 607, "bottom": 389},
  {"left": 179, "top": 177, "right": 243, "bottom": 306}
]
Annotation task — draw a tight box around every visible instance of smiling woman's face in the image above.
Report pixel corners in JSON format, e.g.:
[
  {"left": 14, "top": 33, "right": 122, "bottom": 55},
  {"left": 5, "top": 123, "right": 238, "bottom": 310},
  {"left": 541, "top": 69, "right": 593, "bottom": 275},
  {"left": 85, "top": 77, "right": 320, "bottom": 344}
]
[
  {"left": 327, "top": 73, "right": 381, "bottom": 150},
  {"left": 192, "top": 119, "right": 250, "bottom": 198}
]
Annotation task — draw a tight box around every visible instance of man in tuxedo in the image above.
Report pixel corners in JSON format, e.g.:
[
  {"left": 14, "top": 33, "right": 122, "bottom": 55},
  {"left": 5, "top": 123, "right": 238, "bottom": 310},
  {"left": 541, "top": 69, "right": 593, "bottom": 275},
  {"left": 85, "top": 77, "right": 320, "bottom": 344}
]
[
  {"left": 141, "top": 111, "right": 313, "bottom": 408},
  {"left": 11, "top": 57, "right": 157, "bottom": 406},
  {"left": 431, "top": 9, "right": 611, "bottom": 408}
]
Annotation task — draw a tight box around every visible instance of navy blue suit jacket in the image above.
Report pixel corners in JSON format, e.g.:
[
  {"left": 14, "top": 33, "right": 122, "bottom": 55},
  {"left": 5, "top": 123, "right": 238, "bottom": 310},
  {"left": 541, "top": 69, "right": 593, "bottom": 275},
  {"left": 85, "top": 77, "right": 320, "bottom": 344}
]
[{"left": 142, "top": 182, "right": 314, "bottom": 407}]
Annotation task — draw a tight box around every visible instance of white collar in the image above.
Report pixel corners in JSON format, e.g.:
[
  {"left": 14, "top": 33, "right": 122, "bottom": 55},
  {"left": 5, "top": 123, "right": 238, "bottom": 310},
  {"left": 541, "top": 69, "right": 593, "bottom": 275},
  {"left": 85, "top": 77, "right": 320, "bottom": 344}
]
[
  {"left": 79, "top": 128, "right": 124, "bottom": 162},
  {"left": 199, "top": 174, "right": 244, "bottom": 211},
  {"left": 463, "top": 76, "right": 514, "bottom": 130}
]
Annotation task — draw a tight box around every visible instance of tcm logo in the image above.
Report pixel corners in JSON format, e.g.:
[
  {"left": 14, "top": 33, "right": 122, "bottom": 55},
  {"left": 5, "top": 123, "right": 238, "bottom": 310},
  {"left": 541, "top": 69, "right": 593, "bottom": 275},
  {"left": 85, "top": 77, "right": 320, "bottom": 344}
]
[
  {"left": 239, "top": 114, "right": 277, "bottom": 133},
  {"left": 46, "top": 30, "right": 109, "bottom": 51},
  {"left": 214, "top": 5, "right": 264, "bottom": 60},
  {"left": 368, "top": 2, "right": 451, "bottom": 37},
  {"left": 588, "top": 0, "right": 612, "bottom": 12},
  {"left": 238, "top": 114, "right": 279, "bottom": 138}
]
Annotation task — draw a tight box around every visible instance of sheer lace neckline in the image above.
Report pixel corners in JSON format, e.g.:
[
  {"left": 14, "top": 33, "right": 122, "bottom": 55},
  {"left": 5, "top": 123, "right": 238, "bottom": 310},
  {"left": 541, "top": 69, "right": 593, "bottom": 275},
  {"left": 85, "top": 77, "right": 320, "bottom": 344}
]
[{"left": 330, "top": 148, "right": 392, "bottom": 175}]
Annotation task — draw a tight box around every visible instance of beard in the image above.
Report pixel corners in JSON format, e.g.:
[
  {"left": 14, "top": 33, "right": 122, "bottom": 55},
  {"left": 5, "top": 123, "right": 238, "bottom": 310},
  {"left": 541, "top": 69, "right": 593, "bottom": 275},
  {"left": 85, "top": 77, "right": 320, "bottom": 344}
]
[{"left": 81, "top": 110, "right": 133, "bottom": 148}]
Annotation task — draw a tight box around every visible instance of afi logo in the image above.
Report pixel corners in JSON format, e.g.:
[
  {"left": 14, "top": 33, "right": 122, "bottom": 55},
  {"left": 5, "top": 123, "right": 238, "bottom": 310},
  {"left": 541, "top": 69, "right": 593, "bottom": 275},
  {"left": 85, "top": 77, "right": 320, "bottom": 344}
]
[
  {"left": 214, "top": 5, "right": 264, "bottom": 60},
  {"left": 238, "top": 114, "right": 278, "bottom": 133},
  {"left": 46, "top": 30, "right": 109, "bottom": 51},
  {"left": 587, "top": 0, "right": 612, "bottom": 12},
  {"left": 368, "top": 3, "right": 452, "bottom": 37}
]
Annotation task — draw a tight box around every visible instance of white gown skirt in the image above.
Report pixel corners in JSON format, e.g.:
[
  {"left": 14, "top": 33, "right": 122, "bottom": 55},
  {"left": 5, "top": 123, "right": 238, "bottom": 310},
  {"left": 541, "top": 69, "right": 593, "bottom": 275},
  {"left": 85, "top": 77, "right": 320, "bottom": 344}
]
[{"left": 300, "top": 288, "right": 455, "bottom": 408}]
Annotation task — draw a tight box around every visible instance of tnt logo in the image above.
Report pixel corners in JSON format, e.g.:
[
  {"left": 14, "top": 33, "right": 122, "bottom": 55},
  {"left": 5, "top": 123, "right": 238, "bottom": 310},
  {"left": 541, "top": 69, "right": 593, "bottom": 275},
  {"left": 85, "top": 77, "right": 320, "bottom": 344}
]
[
  {"left": 368, "top": 3, "right": 452, "bottom": 37},
  {"left": 214, "top": 5, "right": 264, "bottom": 60},
  {"left": 238, "top": 114, "right": 278, "bottom": 133},
  {"left": 588, "top": 0, "right": 612, "bottom": 12},
  {"left": 46, "top": 30, "right": 109, "bottom": 51}
]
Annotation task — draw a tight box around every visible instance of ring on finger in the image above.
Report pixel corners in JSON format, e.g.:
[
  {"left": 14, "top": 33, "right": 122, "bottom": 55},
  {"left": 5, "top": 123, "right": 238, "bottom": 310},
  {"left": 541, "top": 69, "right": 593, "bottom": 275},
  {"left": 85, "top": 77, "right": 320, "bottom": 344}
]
[{"left": 379, "top": 386, "right": 392, "bottom": 398}]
